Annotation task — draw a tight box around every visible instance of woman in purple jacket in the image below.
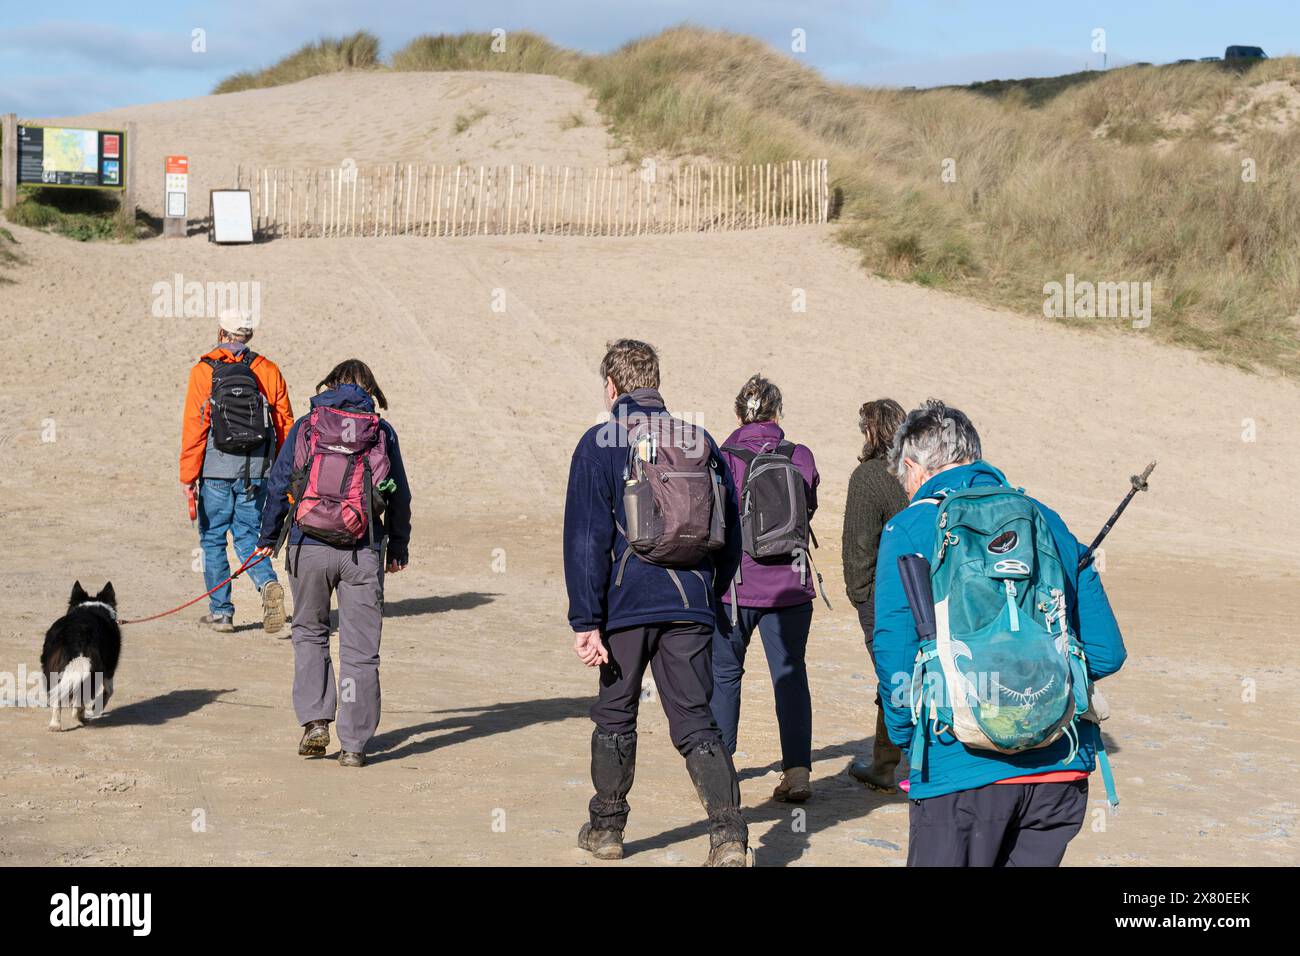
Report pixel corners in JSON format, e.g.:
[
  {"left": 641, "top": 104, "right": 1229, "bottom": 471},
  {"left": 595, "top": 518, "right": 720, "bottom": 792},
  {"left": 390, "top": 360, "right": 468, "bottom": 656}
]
[{"left": 711, "top": 375, "right": 821, "bottom": 802}]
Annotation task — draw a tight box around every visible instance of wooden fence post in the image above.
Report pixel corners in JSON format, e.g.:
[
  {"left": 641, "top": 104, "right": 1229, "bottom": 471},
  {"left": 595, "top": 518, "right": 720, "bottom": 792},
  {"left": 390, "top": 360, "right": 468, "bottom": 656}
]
[
  {"left": 1, "top": 113, "right": 17, "bottom": 214},
  {"left": 119, "top": 121, "right": 137, "bottom": 231}
]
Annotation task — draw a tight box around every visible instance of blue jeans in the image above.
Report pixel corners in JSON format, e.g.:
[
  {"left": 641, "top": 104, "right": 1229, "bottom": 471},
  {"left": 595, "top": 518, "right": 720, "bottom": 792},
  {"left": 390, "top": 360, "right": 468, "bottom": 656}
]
[
  {"left": 198, "top": 478, "right": 277, "bottom": 617},
  {"left": 710, "top": 601, "right": 814, "bottom": 770}
]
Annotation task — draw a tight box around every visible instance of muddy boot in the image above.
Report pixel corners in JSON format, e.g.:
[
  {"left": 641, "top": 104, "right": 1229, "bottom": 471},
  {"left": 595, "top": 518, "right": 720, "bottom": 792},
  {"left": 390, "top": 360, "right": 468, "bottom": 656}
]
[
  {"left": 577, "top": 823, "right": 625, "bottom": 861},
  {"left": 685, "top": 739, "right": 750, "bottom": 867},
  {"left": 299, "top": 719, "right": 330, "bottom": 756},
  {"left": 581, "top": 729, "right": 636, "bottom": 860},
  {"left": 849, "top": 707, "right": 902, "bottom": 792},
  {"left": 707, "top": 841, "right": 752, "bottom": 867}
]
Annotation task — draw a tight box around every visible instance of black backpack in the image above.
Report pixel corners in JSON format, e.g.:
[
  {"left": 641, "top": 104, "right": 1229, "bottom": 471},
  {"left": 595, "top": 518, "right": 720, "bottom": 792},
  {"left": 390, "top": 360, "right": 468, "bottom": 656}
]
[
  {"left": 203, "top": 351, "right": 271, "bottom": 455},
  {"left": 723, "top": 441, "right": 830, "bottom": 619}
]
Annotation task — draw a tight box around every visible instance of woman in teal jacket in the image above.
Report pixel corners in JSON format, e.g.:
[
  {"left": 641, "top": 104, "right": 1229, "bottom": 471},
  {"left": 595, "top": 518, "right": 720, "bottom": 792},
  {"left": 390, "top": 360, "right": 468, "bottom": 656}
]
[{"left": 872, "top": 400, "right": 1127, "bottom": 866}]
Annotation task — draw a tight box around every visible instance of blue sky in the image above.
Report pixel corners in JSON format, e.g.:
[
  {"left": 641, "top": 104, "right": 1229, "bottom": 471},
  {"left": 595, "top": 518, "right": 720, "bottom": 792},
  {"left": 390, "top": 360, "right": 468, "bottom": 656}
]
[{"left": 2, "top": 0, "right": 1296, "bottom": 117}]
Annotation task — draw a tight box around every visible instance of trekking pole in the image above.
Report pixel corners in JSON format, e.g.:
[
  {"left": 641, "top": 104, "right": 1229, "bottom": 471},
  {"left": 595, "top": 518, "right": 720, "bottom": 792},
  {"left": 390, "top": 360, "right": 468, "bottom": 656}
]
[{"left": 1078, "top": 461, "right": 1156, "bottom": 572}]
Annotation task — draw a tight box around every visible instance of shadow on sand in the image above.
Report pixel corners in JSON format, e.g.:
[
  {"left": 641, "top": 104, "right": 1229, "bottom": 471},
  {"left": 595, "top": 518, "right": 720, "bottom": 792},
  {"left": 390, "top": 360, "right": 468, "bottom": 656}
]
[
  {"left": 383, "top": 592, "right": 499, "bottom": 617},
  {"left": 626, "top": 735, "right": 906, "bottom": 867},
  {"left": 366, "top": 696, "right": 589, "bottom": 764},
  {"left": 95, "top": 688, "right": 236, "bottom": 727}
]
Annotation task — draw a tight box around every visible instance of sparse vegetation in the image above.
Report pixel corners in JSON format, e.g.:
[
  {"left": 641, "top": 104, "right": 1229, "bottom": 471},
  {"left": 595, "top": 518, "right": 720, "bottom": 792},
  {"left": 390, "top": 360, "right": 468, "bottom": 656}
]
[
  {"left": 388, "top": 31, "right": 580, "bottom": 75},
  {"left": 454, "top": 107, "right": 488, "bottom": 134},
  {"left": 561, "top": 111, "right": 586, "bottom": 130},
  {"left": 213, "top": 27, "right": 1300, "bottom": 374},
  {"left": 214, "top": 31, "right": 381, "bottom": 94},
  {"left": 5, "top": 187, "right": 148, "bottom": 242},
  {"left": 0, "top": 226, "right": 22, "bottom": 283}
]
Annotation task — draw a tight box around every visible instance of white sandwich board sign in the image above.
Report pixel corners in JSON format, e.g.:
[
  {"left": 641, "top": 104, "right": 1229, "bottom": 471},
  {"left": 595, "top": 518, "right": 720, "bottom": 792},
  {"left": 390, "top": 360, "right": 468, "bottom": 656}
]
[{"left": 210, "top": 189, "right": 254, "bottom": 244}]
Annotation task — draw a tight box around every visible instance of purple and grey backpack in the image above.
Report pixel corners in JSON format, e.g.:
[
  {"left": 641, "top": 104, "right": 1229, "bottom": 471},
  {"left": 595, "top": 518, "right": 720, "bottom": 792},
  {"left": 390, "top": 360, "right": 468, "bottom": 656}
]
[{"left": 279, "top": 405, "right": 390, "bottom": 550}]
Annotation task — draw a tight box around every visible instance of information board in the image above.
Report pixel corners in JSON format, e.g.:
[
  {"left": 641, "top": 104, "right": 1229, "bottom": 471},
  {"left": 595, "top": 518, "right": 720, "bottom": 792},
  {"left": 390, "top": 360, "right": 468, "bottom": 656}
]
[{"left": 17, "top": 126, "right": 126, "bottom": 189}]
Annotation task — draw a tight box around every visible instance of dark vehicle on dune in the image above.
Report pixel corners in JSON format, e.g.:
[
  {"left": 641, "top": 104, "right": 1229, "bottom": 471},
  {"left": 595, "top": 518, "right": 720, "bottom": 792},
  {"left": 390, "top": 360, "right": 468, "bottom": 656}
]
[{"left": 1224, "top": 45, "right": 1267, "bottom": 60}]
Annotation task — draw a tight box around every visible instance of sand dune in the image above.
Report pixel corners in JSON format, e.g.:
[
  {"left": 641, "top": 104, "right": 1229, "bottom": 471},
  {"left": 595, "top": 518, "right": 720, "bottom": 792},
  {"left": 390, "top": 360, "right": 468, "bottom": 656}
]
[
  {"left": 44, "top": 72, "right": 622, "bottom": 219},
  {"left": 1, "top": 72, "right": 1297, "bottom": 867}
]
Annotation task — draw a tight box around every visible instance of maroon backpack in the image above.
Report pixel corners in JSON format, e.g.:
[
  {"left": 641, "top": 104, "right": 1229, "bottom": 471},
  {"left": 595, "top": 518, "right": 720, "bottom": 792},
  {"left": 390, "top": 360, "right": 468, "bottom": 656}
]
[
  {"left": 619, "top": 411, "right": 726, "bottom": 571},
  {"left": 279, "top": 405, "right": 391, "bottom": 550}
]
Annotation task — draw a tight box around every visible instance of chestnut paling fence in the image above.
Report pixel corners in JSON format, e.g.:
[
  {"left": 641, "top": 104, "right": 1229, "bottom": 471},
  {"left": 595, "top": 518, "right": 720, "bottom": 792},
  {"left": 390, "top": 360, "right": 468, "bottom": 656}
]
[{"left": 234, "top": 159, "right": 829, "bottom": 239}]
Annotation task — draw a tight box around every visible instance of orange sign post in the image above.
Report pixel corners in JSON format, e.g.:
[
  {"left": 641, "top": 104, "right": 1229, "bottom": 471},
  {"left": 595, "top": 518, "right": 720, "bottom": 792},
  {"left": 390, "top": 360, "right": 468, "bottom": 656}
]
[{"left": 163, "top": 154, "right": 189, "bottom": 238}]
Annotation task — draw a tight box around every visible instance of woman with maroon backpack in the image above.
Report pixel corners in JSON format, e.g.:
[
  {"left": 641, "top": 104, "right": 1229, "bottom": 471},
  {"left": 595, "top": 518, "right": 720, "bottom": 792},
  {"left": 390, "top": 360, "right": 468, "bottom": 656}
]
[
  {"left": 712, "top": 375, "right": 825, "bottom": 803},
  {"left": 255, "top": 360, "right": 411, "bottom": 768}
]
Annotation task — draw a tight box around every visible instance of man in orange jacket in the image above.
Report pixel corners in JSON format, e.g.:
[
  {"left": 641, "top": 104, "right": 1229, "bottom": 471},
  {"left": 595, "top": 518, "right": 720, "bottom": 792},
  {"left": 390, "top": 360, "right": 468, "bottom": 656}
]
[{"left": 180, "top": 310, "right": 294, "bottom": 634}]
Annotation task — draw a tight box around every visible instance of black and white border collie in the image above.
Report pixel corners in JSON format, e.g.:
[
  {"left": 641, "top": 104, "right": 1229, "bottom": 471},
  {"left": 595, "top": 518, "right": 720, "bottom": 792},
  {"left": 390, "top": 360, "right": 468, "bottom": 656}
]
[{"left": 41, "top": 582, "right": 121, "bottom": 731}]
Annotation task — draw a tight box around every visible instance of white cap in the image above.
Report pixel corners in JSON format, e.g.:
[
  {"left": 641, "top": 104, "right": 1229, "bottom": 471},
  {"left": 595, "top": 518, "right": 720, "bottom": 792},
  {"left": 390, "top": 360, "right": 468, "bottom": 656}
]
[{"left": 218, "top": 308, "right": 259, "bottom": 335}]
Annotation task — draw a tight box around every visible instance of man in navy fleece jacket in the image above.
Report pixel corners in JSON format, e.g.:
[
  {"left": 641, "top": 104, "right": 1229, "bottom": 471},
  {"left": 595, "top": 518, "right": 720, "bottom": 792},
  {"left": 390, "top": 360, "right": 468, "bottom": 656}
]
[{"left": 563, "top": 339, "right": 748, "bottom": 866}]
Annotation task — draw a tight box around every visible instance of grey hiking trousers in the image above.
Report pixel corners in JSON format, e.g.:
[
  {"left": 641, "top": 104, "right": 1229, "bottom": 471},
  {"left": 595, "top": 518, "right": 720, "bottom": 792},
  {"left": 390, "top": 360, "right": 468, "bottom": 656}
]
[{"left": 287, "top": 545, "right": 384, "bottom": 754}]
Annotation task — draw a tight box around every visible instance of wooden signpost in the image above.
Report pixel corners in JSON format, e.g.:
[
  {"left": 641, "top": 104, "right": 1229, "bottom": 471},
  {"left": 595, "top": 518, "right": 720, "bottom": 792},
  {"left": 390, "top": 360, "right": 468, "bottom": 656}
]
[{"left": 1, "top": 114, "right": 16, "bottom": 213}]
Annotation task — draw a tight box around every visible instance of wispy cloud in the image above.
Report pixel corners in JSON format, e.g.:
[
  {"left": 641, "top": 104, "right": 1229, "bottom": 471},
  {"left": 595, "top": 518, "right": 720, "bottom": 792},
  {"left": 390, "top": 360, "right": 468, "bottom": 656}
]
[{"left": 0, "top": 19, "right": 244, "bottom": 71}]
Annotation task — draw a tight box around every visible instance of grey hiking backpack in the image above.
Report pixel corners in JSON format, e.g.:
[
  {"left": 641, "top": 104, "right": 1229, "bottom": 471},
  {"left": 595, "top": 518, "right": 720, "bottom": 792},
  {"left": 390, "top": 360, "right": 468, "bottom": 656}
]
[
  {"left": 615, "top": 411, "right": 727, "bottom": 608},
  {"left": 723, "top": 441, "right": 831, "bottom": 619}
]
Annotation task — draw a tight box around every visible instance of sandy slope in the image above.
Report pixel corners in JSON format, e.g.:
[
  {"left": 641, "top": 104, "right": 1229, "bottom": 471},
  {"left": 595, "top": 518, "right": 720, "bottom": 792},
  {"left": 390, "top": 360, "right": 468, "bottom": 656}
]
[
  {"left": 42, "top": 72, "right": 621, "bottom": 219},
  {"left": 1, "top": 73, "right": 1297, "bottom": 867}
]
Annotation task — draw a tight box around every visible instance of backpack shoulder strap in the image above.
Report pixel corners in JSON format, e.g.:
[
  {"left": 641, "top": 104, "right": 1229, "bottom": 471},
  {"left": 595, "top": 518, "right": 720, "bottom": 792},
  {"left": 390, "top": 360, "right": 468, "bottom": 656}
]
[
  {"left": 201, "top": 356, "right": 219, "bottom": 370},
  {"left": 721, "top": 444, "right": 757, "bottom": 464},
  {"left": 240, "top": 350, "right": 258, "bottom": 366},
  {"left": 908, "top": 494, "right": 945, "bottom": 509},
  {"left": 773, "top": 440, "right": 797, "bottom": 459}
]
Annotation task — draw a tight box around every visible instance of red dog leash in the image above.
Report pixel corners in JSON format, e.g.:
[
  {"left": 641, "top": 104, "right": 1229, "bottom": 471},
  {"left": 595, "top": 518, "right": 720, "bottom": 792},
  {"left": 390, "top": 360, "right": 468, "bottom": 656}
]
[{"left": 119, "top": 554, "right": 268, "bottom": 625}]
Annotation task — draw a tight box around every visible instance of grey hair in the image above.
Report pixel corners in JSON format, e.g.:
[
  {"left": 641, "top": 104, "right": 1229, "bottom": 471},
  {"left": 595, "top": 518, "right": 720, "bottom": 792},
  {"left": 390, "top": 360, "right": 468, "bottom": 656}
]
[{"left": 888, "top": 399, "right": 982, "bottom": 481}]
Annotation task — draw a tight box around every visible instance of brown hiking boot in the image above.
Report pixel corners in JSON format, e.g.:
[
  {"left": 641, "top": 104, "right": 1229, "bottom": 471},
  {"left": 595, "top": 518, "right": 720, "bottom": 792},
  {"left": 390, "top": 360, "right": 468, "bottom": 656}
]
[
  {"left": 851, "top": 707, "right": 903, "bottom": 792},
  {"left": 338, "top": 751, "right": 366, "bottom": 768},
  {"left": 773, "top": 767, "right": 812, "bottom": 803},
  {"left": 706, "top": 841, "right": 753, "bottom": 867},
  {"left": 261, "top": 581, "right": 287, "bottom": 636},
  {"left": 577, "top": 823, "right": 624, "bottom": 860},
  {"left": 299, "top": 719, "right": 330, "bottom": 756}
]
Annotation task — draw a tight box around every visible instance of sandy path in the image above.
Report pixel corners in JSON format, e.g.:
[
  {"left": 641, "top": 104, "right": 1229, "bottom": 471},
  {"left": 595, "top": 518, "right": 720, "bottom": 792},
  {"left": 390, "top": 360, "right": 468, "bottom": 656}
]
[{"left": 0, "top": 222, "right": 1297, "bottom": 867}]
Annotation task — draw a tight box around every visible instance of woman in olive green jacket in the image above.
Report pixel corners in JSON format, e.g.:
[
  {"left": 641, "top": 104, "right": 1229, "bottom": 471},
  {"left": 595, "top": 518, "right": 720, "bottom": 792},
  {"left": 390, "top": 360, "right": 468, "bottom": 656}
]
[{"left": 841, "top": 398, "right": 908, "bottom": 791}]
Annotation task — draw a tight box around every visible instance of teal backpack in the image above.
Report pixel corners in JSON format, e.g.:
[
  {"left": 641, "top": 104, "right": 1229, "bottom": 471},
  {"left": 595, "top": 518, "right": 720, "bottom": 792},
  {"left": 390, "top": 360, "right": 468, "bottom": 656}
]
[{"left": 907, "top": 464, "right": 1118, "bottom": 808}]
